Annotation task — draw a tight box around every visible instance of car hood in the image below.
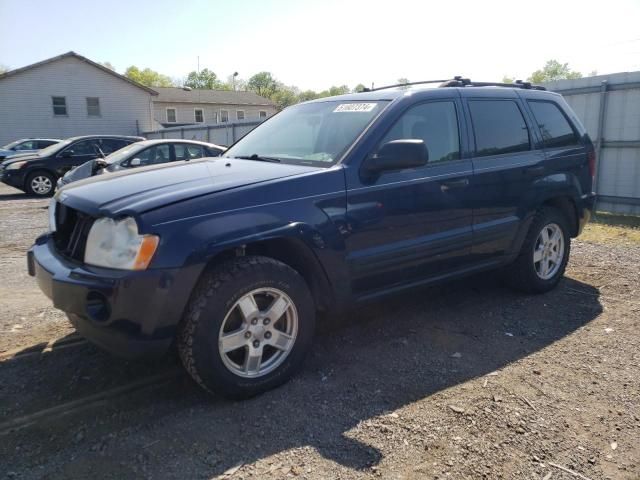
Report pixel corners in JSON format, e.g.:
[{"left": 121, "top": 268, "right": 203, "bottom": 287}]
[
  {"left": 1, "top": 153, "right": 41, "bottom": 166},
  {"left": 56, "top": 158, "right": 321, "bottom": 217}
]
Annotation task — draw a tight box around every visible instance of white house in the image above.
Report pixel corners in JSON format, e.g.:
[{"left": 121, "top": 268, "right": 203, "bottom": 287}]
[
  {"left": 0, "top": 52, "right": 277, "bottom": 145},
  {"left": 0, "top": 52, "right": 157, "bottom": 145},
  {"left": 152, "top": 87, "right": 276, "bottom": 128}
]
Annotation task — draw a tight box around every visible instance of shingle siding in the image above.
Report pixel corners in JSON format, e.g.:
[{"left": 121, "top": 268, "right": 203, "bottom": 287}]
[
  {"left": 0, "top": 56, "right": 154, "bottom": 145},
  {"left": 153, "top": 101, "right": 275, "bottom": 126}
]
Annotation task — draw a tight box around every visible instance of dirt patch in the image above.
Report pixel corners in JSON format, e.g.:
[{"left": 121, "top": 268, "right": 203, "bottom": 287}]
[{"left": 0, "top": 182, "right": 638, "bottom": 479}]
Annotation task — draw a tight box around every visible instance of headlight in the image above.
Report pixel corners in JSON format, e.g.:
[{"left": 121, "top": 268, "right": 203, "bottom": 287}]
[
  {"left": 6, "top": 161, "right": 27, "bottom": 170},
  {"left": 84, "top": 217, "right": 159, "bottom": 270}
]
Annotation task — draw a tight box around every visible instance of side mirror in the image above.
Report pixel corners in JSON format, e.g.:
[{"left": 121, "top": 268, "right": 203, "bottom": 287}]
[
  {"left": 363, "top": 139, "right": 428, "bottom": 174},
  {"left": 95, "top": 159, "right": 108, "bottom": 169},
  {"left": 61, "top": 150, "right": 74, "bottom": 158},
  {"left": 129, "top": 158, "right": 141, "bottom": 167}
]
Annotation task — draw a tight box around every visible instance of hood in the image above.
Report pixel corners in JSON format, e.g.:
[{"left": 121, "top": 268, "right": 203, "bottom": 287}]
[
  {"left": 1, "top": 153, "right": 40, "bottom": 166},
  {"left": 56, "top": 158, "right": 321, "bottom": 217}
]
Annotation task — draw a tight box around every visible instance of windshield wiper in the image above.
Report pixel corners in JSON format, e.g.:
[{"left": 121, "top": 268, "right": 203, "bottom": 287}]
[{"left": 234, "top": 154, "right": 281, "bottom": 163}]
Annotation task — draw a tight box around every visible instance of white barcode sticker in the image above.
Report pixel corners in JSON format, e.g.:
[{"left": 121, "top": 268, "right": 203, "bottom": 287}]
[{"left": 333, "top": 103, "right": 377, "bottom": 113}]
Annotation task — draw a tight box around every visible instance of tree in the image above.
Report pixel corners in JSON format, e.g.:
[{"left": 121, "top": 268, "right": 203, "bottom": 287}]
[
  {"left": 353, "top": 83, "right": 367, "bottom": 93},
  {"left": 100, "top": 61, "right": 116, "bottom": 71},
  {"left": 502, "top": 76, "right": 514, "bottom": 84},
  {"left": 271, "top": 86, "right": 299, "bottom": 110},
  {"left": 184, "top": 68, "right": 224, "bottom": 89},
  {"left": 528, "top": 60, "right": 582, "bottom": 83},
  {"left": 247, "top": 72, "right": 279, "bottom": 98},
  {"left": 298, "top": 90, "right": 320, "bottom": 102},
  {"left": 125, "top": 66, "right": 175, "bottom": 87},
  {"left": 226, "top": 73, "right": 246, "bottom": 91},
  {"left": 397, "top": 77, "right": 409, "bottom": 85}
]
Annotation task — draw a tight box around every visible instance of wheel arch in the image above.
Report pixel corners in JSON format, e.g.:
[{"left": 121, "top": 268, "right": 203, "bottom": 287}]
[
  {"left": 540, "top": 195, "right": 579, "bottom": 237},
  {"left": 199, "top": 236, "right": 335, "bottom": 313},
  {"left": 23, "top": 168, "right": 57, "bottom": 193}
]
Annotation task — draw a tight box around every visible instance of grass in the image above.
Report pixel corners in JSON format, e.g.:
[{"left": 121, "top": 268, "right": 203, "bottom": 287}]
[{"left": 580, "top": 211, "right": 640, "bottom": 245}]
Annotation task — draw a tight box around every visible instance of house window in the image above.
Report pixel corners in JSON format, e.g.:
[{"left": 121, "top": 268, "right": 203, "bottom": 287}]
[
  {"left": 220, "top": 110, "right": 229, "bottom": 123},
  {"left": 194, "top": 109, "right": 204, "bottom": 123},
  {"left": 52, "top": 96, "right": 67, "bottom": 116},
  {"left": 259, "top": 111, "right": 267, "bottom": 119},
  {"left": 167, "top": 108, "right": 177, "bottom": 123},
  {"left": 86, "top": 97, "right": 100, "bottom": 116},
  {"left": 236, "top": 110, "right": 245, "bottom": 121}
]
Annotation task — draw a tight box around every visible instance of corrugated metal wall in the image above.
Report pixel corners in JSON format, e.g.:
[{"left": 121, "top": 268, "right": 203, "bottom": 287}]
[
  {"left": 545, "top": 72, "right": 640, "bottom": 215},
  {"left": 142, "top": 121, "right": 262, "bottom": 147}
]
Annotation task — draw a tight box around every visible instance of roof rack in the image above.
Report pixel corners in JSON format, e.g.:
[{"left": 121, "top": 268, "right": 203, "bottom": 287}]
[{"left": 362, "top": 76, "right": 546, "bottom": 92}]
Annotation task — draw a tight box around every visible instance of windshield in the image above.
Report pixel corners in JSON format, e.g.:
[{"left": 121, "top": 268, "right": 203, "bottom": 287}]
[
  {"left": 1, "top": 140, "right": 25, "bottom": 150},
  {"left": 104, "top": 143, "right": 147, "bottom": 164},
  {"left": 37, "top": 139, "right": 73, "bottom": 156},
  {"left": 223, "top": 100, "right": 388, "bottom": 166}
]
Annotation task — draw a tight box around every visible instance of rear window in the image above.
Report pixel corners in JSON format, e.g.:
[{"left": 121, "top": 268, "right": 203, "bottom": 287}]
[
  {"left": 528, "top": 101, "right": 579, "bottom": 149},
  {"left": 469, "top": 100, "right": 530, "bottom": 157}
]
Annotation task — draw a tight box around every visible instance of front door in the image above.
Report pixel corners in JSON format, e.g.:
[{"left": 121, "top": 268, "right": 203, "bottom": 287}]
[{"left": 344, "top": 99, "right": 473, "bottom": 297}]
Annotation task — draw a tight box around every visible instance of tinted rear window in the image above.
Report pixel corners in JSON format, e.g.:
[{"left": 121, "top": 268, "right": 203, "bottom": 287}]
[
  {"left": 528, "top": 101, "right": 579, "bottom": 149},
  {"left": 469, "top": 100, "right": 530, "bottom": 157}
]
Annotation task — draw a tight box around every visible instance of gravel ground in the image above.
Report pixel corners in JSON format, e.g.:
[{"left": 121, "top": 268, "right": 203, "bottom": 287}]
[{"left": 0, "top": 183, "right": 638, "bottom": 480}]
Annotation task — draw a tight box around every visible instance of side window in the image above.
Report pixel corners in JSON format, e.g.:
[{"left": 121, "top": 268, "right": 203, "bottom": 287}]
[
  {"left": 100, "top": 139, "right": 128, "bottom": 154},
  {"left": 175, "top": 144, "right": 204, "bottom": 160},
  {"left": 37, "top": 140, "right": 57, "bottom": 149},
  {"left": 133, "top": 145, "right": 171, "bottom": 166},
  {"left": 468, "top": 100, "right": 530, "bottom": 157},
  {"left": 528, "top": 101, "right": 579, "bottom": 148},
  {"left": 380, "top": 101, "right": 460, "bottom": 164},
  {"left": 67, "top": 140, "right": 99, "bottom": 156},
  {"left": 14, "top": 140, "right": 37, "bottom": 151}
]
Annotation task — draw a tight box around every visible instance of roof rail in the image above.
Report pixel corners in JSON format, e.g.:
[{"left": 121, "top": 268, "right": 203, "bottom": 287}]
[{"left": 360, "top": 76, "right": 546, "bottom": 92}]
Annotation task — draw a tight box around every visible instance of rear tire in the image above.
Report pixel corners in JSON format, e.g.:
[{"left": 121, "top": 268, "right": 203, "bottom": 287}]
[
  {"left": 178, "top": 256, "right": 315, "bottom": 399},
  {"left": 25, "top": 171, "right": 55, "bottom": 197},
  {"left": 505, "top": 207, "right": 571, "bottom": 293}
]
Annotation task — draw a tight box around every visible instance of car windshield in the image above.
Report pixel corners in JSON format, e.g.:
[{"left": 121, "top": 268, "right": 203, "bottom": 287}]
[
  {"left": 1, "top": 140, "right": 26, "bottom": 150},
  {"left": 104, "top": 143, "right": 147, "bottom": 164},
  {"left": 223, "top": 100, "right": 388, "bottom": 166},
  {"left": 37, "top": 139, "right": 74, "bottom": 156}
]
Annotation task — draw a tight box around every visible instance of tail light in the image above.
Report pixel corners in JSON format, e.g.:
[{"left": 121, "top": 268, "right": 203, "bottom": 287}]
[{"left": 587, "top": 150, "right": 596, "bottom": 179}]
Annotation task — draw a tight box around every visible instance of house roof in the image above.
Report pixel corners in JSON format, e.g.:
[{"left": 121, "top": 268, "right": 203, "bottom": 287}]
[
  {"left": 0, "top": 51, "right": 158, "bottom": 96},
  {"left": 153, "top": 87, "right": 274, "bottom": 106}
]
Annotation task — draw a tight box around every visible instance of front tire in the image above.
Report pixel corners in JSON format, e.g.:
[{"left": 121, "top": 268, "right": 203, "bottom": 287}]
[
  {"left": 25, "top": 171, "right": 55, "bottom": 197},
  {"left": 178, "top": 256, "right": 315, "bottom": 399},
  {"left": 505, "top": 207, "right": 571, "bottom": 293}
]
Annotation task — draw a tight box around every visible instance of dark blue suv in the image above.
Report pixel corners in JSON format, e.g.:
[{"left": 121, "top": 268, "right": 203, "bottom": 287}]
[{"left": 28, "top": 79, "right": 595, "bottom": 398}]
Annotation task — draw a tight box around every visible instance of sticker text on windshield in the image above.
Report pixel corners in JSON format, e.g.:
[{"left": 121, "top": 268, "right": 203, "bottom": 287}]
[{"left": 333, "top": 103, "right": 377, "bottom": 113}]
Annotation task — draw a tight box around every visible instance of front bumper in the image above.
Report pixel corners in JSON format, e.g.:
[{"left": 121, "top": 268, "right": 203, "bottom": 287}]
[
  {"left": 0, "top": 169, "right": 26, "bottom": 190},
  {"left": 28, "top": 234, "right": 201, "bottom": 359}
]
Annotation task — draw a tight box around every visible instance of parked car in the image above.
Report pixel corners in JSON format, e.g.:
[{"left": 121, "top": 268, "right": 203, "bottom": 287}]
[
  {"left": 0, "top": 138, "right": 61, "bottom": 161},
  {"left": 57, "top": 139, "right": 225, "bottom": 188},
  {"left": 0, "top": 135, "right": 144, "bottom": 196},
  {"left": 28, "top": 80, "right": 595, "bottom": 399}
]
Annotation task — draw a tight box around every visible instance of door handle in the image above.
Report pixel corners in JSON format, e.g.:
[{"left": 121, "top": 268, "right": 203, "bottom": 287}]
[
  {"left": 440, "top": 178, "right": 469, "bottom": 191},
  {"left": 524, "top": 165, "right": 545, "bottom": 177}
]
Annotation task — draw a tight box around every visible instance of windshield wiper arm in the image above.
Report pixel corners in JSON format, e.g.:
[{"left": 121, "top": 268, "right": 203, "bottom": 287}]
[{"left": 234, "top": 154, "right": 281, "bottom": 163}]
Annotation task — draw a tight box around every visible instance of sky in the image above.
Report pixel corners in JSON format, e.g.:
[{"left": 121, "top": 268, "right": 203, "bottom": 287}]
[{"left": 1, "top": 0, "right": 640, "bottom": 91}]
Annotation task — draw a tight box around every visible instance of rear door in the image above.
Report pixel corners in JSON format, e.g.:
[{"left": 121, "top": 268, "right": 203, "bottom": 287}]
[
  {"left": 345, "top": 98, "right": 474, "bottom": 295},
  {"left": 463, "top": 93, "right": 544, "bottom": 262},
  {"left": 525, "top": 99, "right": 589, "bottom": 192},
  {"left": 55, "top": 139, "right": 102, "bottom": 176}
]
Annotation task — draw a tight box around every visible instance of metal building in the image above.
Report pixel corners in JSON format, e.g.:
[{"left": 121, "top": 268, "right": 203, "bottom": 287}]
[{"left": 544, "top": 72, "right": 640, "bottom": 215}]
